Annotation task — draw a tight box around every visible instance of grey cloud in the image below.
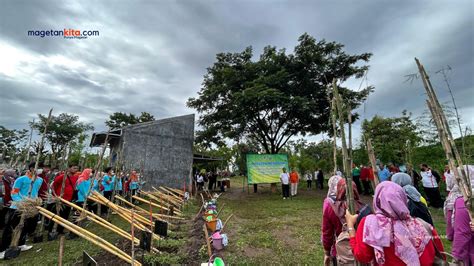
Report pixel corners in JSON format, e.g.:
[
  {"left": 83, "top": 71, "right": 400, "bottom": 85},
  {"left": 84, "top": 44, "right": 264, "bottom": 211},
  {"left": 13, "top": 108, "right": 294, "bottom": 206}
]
[{"left": 0, "top": 0, "right": 472, "bottom": 141}]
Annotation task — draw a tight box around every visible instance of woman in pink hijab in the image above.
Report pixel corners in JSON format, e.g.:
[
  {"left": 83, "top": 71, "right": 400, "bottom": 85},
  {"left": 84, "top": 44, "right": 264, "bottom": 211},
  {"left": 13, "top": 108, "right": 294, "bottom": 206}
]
[{"left": 345, "top": 181, "right": 445, "bottom": 265}]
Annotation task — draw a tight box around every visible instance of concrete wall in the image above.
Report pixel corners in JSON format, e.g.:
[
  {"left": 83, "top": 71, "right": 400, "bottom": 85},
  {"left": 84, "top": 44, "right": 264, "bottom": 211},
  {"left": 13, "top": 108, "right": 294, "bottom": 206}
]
[{"left": 121, "top": 114, "right": 194, "bottom": 190}]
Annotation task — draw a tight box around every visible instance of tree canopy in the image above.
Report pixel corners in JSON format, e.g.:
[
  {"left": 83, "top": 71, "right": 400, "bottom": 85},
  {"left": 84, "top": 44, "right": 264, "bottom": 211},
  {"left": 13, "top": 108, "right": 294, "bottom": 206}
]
[
  {"left": 0, "top": 126, "right": 28, "bottom": 160},
  {"left": 187, "top": 33, "right": 373, "bottom": 153},
  {"left": 361, "top": 111, "right": 421, "bottom": 165},
  {"left": 105, "top": 112, "right": 155, "bottom": 129},
  {"left": 32, "top": 113, "right": 93, "bottom": 164}
]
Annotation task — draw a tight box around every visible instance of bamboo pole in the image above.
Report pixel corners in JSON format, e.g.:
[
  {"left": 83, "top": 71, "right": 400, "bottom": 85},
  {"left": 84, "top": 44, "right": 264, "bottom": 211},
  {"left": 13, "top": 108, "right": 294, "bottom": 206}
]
[
  {"left": 159, "top": 187, "right": 185, "bottom": 203},
  {"left": 115, "top": 195, "right": 182, "bottom": 221},
  {"left": 332, "top": 79, "right": 355, "bottom": 214},
  {"left": 58, "top": 235, "right": 65, "bottom": 266},
  {"left": 203, "top": 224, "right": 212, "bottom": 258},
  {"left": 51, "top": 145, "right": 70, "bottom": 235},
  {"left": 132, "top": 195, "right": 173, "bottom": 213},
  {"left": 11, "top": 109, "right": 53, "bottom": 247},
  {"left": 151, "top": 187, "right": 183, "bottom": 206},
  {"left": 415, "top": 58, "right": 472, "bottom": 206},
  {"left": 330, "top": 97, "right": 338, "bottom": 174},
  {"left": 37, "top": 207, "right": 140, "bottom": 265},
  {"left": 80, "top": 131, "right": 111, "bottom": 220},
  {"left": 142, "top": 191, "right": 178, "bottom": 209},
  {"left": 59, "top": 198, "right": 140, "bottom": 245},
  {"left": 131, "top": 210, "right": 135, "bottom": 265},
  {"left": 366, "top": 139, "right": 380, "bottom": 186}
]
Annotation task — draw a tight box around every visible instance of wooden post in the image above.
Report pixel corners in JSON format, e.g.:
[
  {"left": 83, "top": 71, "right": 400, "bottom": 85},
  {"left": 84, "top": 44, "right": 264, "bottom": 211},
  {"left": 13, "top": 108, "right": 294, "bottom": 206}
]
[
  {"left": 332, "top": 79, "right": 355, "bottom": 214},
  {"left": 58, "top": 235, "right": 65, "bottom": 266}
]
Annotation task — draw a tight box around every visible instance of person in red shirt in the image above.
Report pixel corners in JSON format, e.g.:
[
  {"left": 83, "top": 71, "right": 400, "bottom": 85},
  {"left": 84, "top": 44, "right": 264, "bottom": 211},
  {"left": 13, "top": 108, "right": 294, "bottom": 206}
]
[
  {"left": 37, "top": 163, "right": 51, "bottom": 200},
  {"left": 359, "top": 164, "right": 374, "bottom": 195},
  {"left": 322, "top": 178, "right": 365, "bottom": 265},
  {"left": 345, "top": 181, "right": 445, "bottom": 265},
  {"left": 47, "top": 164, "right": 79, "bottom": 235},
  {"left": 289, "top": 169, "right": 299, "bottom": 197}
]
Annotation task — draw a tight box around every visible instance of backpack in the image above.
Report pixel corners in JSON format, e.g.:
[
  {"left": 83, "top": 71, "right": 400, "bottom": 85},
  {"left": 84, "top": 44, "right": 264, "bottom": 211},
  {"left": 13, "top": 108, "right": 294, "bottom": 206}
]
[{"left": 335, "top": 224, "right": 356, "bottom": 265}]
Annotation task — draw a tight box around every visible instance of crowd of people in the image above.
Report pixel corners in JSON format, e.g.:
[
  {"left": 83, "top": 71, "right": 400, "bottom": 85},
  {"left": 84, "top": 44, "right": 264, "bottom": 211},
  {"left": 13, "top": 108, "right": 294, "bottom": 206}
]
[
  {"left": 0, "top": 162, "right": 142, "bottom": 260},
  {"left": 320, "top": 164, "right": 474, "bottom": 265}
]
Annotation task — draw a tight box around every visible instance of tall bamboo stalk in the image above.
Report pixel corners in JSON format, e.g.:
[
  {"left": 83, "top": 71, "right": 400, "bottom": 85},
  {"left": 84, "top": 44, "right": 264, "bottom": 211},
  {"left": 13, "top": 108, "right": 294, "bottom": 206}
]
[
  {"left": 79, "top": 131, "right": 111, "bottom": 220},
  {"left": 415, "top": 58, "right": 471, "bottom": 207},
  {"left": 366, "top": 139, "right": 380, "bottom": 186},
  {"left": 332, "top": 79, "right": 355, "bottom": 214}
]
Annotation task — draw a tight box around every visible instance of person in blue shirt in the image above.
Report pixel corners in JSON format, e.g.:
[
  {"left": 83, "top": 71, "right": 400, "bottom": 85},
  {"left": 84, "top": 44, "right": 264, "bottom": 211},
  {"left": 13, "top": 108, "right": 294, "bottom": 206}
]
[
  {"left": 113, "top": 173, "right": 123, "bottom": 196},
  {"left": 101, "top": 167, "right": 114, "bottom": 215},
  {"left": 75, "top": 168, "right": 98, "bottom": 214},
  {"left": 0, "top": 162, "right": 43, "bottom": 258},
  {"left": 378, "top": 163, "right": 391, "bottom": 182}
]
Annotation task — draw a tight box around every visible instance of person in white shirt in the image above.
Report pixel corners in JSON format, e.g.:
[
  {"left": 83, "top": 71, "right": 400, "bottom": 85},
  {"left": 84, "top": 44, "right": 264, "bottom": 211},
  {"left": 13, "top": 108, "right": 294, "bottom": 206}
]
[
  {"left": 420, "top": 164, "right": 443, "bottom": 208},
  {"left": 196, "top": 174, "right": 204, "bottom": 191},
  {"left": 305, "top": 171, "right": 313, "bottom": 190},
  {"left": 444, "top": 165, "right": 455, "bottom": 192},
  {"left": 280, "top": 168, "right": 290, "bottom": 199}
]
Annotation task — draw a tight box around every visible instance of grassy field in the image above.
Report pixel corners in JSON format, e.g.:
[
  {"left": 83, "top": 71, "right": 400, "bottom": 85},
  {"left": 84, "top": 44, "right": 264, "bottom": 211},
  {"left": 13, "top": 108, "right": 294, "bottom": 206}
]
[
  {"left": 0, "top": 179, "right": 451, "bottom": 265},
  {"left": 216, "top": 178, "right": 451, "bottom": 265}
]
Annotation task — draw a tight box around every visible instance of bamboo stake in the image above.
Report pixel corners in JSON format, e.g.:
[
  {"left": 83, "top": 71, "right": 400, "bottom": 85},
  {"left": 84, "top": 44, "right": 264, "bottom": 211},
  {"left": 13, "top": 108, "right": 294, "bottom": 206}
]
[
  {"left": 332, "top": 79, "right": 355, "bottom": 214},
  {"left": 158, "top": 187, "right": 185, "bottom": 204},
  {"left": 366, "top": 139, "right": 380, "bottom": 186},
  {"left": 203, "top": 224, "right": 212, "bottom": 257},
  {"left": 37, "top": 207, "right": 140, "bottom": 265},
  {"left": 330, "top": 97, "right": 338, "bottom": 174},
  {"left": 131, "top": 210, "right": 135, "bottom": 266},
  {"left": 58, "top": 235, "right": 65, "bottom": 266},
  {"left": 151, "top": 188, "right": 183, "bottom": 206},
  {"left": 132, "top": 195, "right": 173, "bottom": 213},
  {"left": 221, "top": 213, "right": 234, "bottom": 232},
  {"left": 80, "top": 131, "right": 111, "bottom": 220},
  {"left": 59, "top": 198, "right": 140, "bottom": 245},
  {"left": 51, "top": 145, "right": 70, "bottom": 235},
  {"left": 142, "top": 191, "right": 178, "bottom": 208},
  {"left": 115, "top": 195, "right": 182, "bottom": 221}
]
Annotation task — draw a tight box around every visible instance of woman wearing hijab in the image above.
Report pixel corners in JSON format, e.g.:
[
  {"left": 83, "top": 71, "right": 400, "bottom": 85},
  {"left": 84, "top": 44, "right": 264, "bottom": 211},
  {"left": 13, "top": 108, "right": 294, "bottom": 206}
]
[
  {"left": 444, "top": 172, "right": 474, "bottom": 264},
  {"left": 321, "top": 175, "right": 341, "bottom": 265},
  {"left": 391, "top": 173, "right": 433, "bottom": 225},
  {"left": 75, "top": 168, "right": 97, "bottom": 213},
  {"left": 345, "top": 181, "right": 445, "bottom": 265},
  {"left": 322, "top": 178, "right": 364, "bottom": 265}
]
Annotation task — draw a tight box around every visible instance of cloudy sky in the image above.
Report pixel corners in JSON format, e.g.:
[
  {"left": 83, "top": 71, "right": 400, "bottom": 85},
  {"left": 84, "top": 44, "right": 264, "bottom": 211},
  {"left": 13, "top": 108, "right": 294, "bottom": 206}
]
[{"left": 0, "top": 0, "right": 473, "bottom": 144}]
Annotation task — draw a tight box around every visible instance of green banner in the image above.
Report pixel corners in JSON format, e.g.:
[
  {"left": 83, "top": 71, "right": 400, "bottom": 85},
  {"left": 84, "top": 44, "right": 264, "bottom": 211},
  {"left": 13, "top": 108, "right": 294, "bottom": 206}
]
[{"left": 246, "top": 154, "right": 289, "bottom": 184}]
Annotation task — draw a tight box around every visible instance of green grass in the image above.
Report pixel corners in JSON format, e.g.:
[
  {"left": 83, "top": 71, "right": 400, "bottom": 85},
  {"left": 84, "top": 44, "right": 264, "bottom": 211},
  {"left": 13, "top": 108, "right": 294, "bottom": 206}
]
[{"left": 217, "top": 178, "right": 452, "bottom": 265}]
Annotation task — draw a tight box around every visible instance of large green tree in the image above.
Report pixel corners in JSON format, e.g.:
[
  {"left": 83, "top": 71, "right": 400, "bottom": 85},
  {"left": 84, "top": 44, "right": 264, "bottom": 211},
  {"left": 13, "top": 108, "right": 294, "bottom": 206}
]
[
  {"left": 361, "top": 111, "right": 421, "bottom": 164},
  {"left": 0, "top": 126, "right": 28, "bottom": 161},
  {"left": 187, "top": 33, "right": 372, "bottom": 154},
  {"left": 32, "top": 113, "right": 93, "bottom": 165},
  {"left": 105, "top": 112, "right": 155, "bottom": 129}
]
